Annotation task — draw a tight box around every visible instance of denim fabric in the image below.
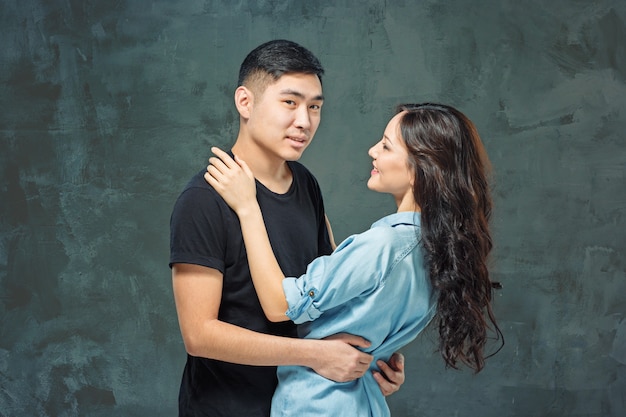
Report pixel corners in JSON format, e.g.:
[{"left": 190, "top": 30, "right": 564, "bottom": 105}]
[{"left": 275, "top": 212, "right": 437, "bottom": 416}]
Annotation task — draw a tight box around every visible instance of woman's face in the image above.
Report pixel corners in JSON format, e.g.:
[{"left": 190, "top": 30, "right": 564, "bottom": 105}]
[{"left": 367, "top": 111, "right": 416, "bottom": 210}]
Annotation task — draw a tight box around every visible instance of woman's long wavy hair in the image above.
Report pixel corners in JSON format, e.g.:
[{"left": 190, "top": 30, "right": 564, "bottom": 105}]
[{"left": 397, "top": 103, "right": 503, "bottom": 373}]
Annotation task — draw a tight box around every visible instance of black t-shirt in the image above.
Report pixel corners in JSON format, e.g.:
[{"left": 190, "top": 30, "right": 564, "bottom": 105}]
[{"left": 169, "top": 159, "right": 332, "bottom": 417}]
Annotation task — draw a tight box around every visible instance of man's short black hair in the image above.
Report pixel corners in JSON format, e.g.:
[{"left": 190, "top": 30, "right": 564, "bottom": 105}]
[{"left": 238, "top": 39, "right": 324, "bottom": 87}]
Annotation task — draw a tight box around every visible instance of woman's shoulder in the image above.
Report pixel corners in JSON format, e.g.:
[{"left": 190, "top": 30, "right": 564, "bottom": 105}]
[
  {"left": 371, "top": 222, "right": 419, "bottom": 246},
  {"left": 337, "top": 220, "right": 419, "bottom": 255}
]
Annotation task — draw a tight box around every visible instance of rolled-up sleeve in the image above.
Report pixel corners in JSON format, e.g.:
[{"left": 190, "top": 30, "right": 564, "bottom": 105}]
[
  {"left": 282, "top": 228, "right": 398, "bottom": 324},
  {"left": 283, "top": 279, "right": 321, "bottom": 323}
]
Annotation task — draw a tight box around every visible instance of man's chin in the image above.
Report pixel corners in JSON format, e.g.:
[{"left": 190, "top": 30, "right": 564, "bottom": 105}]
[{"left": 282, "top": 148, "right": 306, "bottom": 161}]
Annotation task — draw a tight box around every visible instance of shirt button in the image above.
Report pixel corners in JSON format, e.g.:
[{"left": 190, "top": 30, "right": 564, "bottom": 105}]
[{"left": 308, "top": 290, "right": 315, "bottom": 297}]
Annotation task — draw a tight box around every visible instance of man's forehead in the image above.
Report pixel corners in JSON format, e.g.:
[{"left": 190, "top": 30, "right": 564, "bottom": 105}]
[{"left": 269, "top": 73, "right": 323, "bottom": 97}]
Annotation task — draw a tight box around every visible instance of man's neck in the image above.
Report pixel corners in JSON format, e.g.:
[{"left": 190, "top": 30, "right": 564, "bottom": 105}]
[{"left": 231, "top": 141, "right": 293, "bottom": 194}]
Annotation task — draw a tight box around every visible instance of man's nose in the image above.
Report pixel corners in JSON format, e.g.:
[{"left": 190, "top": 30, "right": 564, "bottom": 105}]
[{"left": 294, "top": 106, "right": 311, "bottom": 130}]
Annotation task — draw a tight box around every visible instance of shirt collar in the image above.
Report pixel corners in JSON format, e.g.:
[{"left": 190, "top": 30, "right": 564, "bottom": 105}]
[{"left": 371, "top": 211, "right": 421, "bottom": 229}]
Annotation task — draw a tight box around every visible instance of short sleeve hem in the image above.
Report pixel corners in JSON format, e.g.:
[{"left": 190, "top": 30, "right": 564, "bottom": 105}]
[{"left": 169, "top": 252, "right": 225, "bottom": 272}]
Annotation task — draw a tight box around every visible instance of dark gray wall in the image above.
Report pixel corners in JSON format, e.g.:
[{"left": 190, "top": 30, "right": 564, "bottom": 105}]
[{"left": 1, "top": 0, "right": 625, "bottom": 416}]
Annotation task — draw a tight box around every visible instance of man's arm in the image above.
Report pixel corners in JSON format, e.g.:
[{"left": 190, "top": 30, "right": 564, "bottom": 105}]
[
  {"left": 324, "top": 214, "right": 337, "bottom": 250},
  {"left": 205, "top": 147, "right": 406, "bottom": 394},
  {"left": 172, "top": 263, "right": 373, "bottom": 381}
]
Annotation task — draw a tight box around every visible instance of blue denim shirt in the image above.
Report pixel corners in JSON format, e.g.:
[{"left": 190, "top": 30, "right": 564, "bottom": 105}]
[{"left": 272, "top": 212, "right": 437, "bottom": 417}]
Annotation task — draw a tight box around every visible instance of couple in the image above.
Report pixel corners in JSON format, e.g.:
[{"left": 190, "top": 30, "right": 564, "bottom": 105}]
[{"left": 170, "top": 39, "right": 502, "bottom": 416}]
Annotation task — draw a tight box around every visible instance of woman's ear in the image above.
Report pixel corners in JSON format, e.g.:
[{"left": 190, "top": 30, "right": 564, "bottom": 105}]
[{"left": 234, "top": 86, "right": 253, "bottom": 119}]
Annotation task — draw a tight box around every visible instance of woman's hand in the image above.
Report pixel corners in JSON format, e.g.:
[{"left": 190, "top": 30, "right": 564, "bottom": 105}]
[{"left": 204, "top": 147, "right": 257, "bottom": 214}]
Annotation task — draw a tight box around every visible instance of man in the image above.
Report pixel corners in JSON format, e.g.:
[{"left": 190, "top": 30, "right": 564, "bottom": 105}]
[{"left": 170, "top": 39, "right": 404, "bottom": 417}]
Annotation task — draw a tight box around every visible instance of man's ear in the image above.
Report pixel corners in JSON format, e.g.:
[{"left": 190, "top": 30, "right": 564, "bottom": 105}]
[{"left": 234, "top": 86, "right": 253, "bottom": 119}]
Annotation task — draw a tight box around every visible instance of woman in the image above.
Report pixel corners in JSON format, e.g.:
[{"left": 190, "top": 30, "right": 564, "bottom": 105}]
[{"left": 205, "top": 103, "right": 503, "bottom": 416}]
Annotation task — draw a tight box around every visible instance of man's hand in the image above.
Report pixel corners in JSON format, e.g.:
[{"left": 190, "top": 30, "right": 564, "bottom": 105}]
[
  {"left": 373, "top": 352, "right": 405, "bottom": 396},
  {"left": 310, "top": 334, "right": 373, "bottom": 382}
]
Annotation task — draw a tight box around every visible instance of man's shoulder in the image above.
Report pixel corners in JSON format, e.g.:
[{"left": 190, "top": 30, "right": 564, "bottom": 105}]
[
  {"left": 179, "top": 169, "right": 212, "bottom": 191},
  {"left": 172, "top": 169, "right": 223, "bottom": 212},
  {"left": 177, "top": 169, "right": 220, "bottom": 197}
]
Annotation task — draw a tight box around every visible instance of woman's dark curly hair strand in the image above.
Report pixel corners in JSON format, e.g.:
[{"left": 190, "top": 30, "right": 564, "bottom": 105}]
[{"left": 396, "top": 103, "right": 504, "bottom": 373}]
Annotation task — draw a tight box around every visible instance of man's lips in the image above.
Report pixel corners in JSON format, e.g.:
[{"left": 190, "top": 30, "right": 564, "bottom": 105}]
[
  {"left": 287, "top": 136, "right": 307, "bottom": 143},
  {"left": 287, "top": 136, "right": 308, "bottom": 148}
]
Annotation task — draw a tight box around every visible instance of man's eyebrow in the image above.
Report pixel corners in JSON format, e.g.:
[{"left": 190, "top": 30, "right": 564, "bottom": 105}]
[{"left": 279, "top": 89, "right": 324, "bottom": 101}]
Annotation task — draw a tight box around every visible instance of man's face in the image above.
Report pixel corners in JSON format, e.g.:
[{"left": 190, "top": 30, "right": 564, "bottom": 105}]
[{"left": 247, "top": 73, "right": 324, "bottom": 162}]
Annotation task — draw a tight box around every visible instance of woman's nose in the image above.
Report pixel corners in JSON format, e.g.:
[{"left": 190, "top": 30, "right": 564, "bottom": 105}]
[{"left": 368, "top": 144, "right": 377, "bottom": 158}]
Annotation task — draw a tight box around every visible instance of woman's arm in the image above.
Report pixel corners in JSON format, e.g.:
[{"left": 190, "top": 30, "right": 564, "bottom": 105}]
[
  {"left": 204, "top": 147, "right": 289, "bottom": 321},
  {"left": 206, "top": 147, "right": 407, "bottom": 395}
]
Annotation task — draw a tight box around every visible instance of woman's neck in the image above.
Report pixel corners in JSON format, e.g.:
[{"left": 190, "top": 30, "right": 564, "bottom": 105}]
[{"left": 395, "top": 193, "right": 421, "bottom": 213}]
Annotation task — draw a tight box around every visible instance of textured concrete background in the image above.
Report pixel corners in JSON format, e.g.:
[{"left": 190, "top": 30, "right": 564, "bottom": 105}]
[{"left": 1, "top": 0, "right": 625, "bottom": 416}]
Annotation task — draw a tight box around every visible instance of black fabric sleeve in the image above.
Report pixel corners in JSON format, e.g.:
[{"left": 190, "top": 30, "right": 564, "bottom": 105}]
[{"left": 169, "top": 175, "right": 228, "bottom": 272}]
